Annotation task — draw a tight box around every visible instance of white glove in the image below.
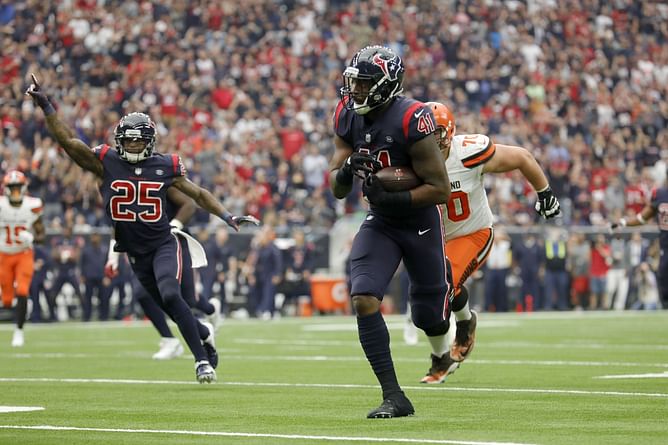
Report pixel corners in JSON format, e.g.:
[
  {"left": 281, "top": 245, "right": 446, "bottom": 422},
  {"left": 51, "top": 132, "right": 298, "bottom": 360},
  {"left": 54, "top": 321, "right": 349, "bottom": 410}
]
[
  {"left": 17, "top": 230, "right": 34, "bottom": 245},
  {"left": 105, "top": 239, "right": 120, "bottom": 278}
]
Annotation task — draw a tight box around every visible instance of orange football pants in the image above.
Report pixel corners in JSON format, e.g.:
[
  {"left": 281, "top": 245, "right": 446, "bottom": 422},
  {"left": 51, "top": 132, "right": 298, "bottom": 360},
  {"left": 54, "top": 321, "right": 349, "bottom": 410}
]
[
  {"left": 0, "top": 250, "right": 34, "bottom": 307},
  {"left": 446, "top": 227, "right": 494, "bottom": 296}
]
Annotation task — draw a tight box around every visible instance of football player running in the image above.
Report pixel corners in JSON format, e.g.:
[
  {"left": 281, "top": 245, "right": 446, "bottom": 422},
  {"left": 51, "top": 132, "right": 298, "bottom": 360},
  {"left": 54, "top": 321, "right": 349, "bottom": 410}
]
[
  {"left": 104, "top": 186, "right": 223, "bottom": 361},
  {"left": 27, "top": 74, "right": 259, "bottom": 383},
  {"left": 331, "top": 46, "right": 452, "bottom": 418},
  {"left": 0, "top": 170, "right": 45, "bottom": 347},
  {"left": 416, "top": 102, "right": 560, "bottom": 383}
]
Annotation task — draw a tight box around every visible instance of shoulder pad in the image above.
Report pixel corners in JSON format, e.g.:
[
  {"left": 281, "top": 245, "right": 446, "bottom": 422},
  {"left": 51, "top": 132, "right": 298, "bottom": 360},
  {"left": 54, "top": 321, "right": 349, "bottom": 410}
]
[{"left": 454, "top": 134, "right": 496, "bottom": 169}]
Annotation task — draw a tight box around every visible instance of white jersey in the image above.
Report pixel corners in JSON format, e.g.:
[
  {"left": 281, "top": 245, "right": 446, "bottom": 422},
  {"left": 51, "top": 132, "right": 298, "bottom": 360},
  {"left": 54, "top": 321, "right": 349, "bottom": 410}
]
[
  {"left": 442, "top": 134, "right": 495, "bottom": 239},
  {"left": 0, "top": 196, "right": 43, "bottom": 254}
]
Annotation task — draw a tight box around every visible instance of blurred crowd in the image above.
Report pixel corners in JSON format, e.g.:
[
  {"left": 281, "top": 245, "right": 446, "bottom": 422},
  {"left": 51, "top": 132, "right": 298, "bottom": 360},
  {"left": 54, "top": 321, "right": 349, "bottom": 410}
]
[
  {"left": 1, "top": 0, "right": 667, "bottom": 233},
  {"left": 465, "top": 228, "right": 664, "bottom": 313},
  {"left": 27, "top": 225, "right": 316, "bottom": 322},
  {"left": 1, "top": 0, "right": 668, "bottom": 318}
]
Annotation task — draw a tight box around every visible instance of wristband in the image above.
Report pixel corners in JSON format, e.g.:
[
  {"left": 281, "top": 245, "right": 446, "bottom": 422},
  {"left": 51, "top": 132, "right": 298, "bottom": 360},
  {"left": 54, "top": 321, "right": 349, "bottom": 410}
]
[
  {"left": 384, "top": 190, "right": 412, "bottom": 208},
  {"left": 636, "top": 214, "right": 646, "bottom": 224},
  {"left": 619, "top": 218, "right": 627, "bottom": 227},
  {"left": 220, "top": 211, "right": 235, "bottom": 225},
  {"left": 169, "top": 218, "right": 184, "bottom": 230},
  {"left": 108, "top": 238, "right": 120, "bottom": 258},
  {"left": 43, "top": 103, "right": 56, "bottom": 116},
  {"left": 536, "top": 184, "right": 550, "bottom": 193},
  {"left": 335, "top": 167, "right": 353, "bottom": 186}
]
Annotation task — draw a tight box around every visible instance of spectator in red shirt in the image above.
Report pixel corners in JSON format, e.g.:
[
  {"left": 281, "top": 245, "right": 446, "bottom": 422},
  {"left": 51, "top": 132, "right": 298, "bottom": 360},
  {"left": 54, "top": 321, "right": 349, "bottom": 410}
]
[{"left": 589, "top": 234, "right": 611, "bottom": 310}]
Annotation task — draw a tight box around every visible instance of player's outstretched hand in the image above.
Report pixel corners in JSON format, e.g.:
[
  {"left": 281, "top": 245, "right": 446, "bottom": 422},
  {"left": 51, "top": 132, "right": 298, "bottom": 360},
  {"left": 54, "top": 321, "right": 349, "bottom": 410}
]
[
  {"left": 534, "top": 186, "right": 561, "bottom": 219},
  {"left": 221, "top": 213, "right": 260, "bottom": 232},
  {"left": 25, "top": 73, "right": 55, "bottom": 115}
]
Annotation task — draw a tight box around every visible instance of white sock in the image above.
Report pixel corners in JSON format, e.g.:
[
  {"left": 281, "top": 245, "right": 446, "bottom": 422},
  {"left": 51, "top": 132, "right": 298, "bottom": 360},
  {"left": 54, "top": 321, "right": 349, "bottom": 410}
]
[
  {"left": 454, "top": 301, "right": 472, "bottom": 322},
  {"left": 427, "top": 333, "right": 449, "bottom": 358}
]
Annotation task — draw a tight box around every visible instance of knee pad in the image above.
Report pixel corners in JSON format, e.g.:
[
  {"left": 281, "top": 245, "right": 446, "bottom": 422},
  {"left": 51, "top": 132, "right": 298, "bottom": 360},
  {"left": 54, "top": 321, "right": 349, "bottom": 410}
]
[
  {"left": 410, "top": 297, "right": 450, "bottom": 335},
  {"left": 451, "top": 286, "right": 469, "bottom": 312},
  {"left": 350, "top": 275, "right": 382, "bottom": 299},
  {"left": 423, "top": 319, "right": 450, "bottom": 337},
  {"left": 157, "top": 277, "right": 181, "bottom": 304}
]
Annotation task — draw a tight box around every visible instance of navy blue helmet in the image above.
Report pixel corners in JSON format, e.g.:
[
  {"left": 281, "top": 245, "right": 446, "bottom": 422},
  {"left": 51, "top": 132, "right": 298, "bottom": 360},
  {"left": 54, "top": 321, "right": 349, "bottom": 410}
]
[
  {"left": 340, "top": 45, "right": 404, "bottom": 115},
  {"left": 114, "top": 112, "right": 157, "bottom": 163}
]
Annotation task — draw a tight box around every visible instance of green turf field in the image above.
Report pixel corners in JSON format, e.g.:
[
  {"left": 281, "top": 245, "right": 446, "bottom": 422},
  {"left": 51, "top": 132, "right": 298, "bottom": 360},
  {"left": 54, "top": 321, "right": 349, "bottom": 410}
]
[{"left": 0, "top": 311, "right": 666, "bottom": 445}]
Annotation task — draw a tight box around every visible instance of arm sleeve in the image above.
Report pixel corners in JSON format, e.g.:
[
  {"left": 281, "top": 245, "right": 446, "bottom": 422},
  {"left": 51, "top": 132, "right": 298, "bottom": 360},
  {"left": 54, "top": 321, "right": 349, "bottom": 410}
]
[{"left": 171, "top": 154, "right": 187, "bottom": 177}]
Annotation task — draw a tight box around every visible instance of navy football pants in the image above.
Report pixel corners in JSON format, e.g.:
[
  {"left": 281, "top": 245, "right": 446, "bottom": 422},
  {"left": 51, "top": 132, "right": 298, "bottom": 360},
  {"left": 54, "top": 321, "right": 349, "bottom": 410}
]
[{"left": 349, "top": 206, "right": 451, "bottom": 330}]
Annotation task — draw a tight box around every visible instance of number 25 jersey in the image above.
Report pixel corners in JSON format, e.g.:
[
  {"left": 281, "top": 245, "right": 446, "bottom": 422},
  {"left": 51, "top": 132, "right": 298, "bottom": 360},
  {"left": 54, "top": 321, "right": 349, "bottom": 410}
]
[
  {"left": 92, "top": 144, "right": 185, "bottom": 256},
  {"left": 443, "top": 134, "right": 496, "bottom": 239}
]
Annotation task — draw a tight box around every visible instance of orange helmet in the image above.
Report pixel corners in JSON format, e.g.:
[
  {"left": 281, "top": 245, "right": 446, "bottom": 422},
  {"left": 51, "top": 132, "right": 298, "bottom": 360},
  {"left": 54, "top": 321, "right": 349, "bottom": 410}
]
[
  {"left": 3, "top": 170, "right": 28, "bottom": 203},
  {"left": 425, "top": 101, "right": 456, "bottom": 154}
]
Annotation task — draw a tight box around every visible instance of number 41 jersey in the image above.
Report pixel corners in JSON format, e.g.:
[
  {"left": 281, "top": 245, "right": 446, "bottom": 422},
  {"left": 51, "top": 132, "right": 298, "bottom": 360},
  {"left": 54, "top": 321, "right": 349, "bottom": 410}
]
[
  {"left": 92, "top": 145, "right": 185, "bottom": 256},
  {"left": 443, "top": 134, "right": 496, "bottom": 239}
]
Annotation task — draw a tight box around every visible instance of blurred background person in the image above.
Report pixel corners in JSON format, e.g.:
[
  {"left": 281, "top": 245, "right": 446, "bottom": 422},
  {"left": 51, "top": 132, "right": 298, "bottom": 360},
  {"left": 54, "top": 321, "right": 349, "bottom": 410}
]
[
  {"left": 542, "top": 229, "right": 570, "bottom": 311},
  {"left": 589, "top": 235, "right": 611, "bottom": 310},
  {"left": 247, "top": 226, "right": 283, "bottom": 320},
  {"left": 484, "top": 229, "right": 512, "bottom": 312},
  {"left": 567, "top": 233, "right": 591, "bottom": 311},
  {"left": 80, "top": 233, "right": 109, "bottom": 321}
]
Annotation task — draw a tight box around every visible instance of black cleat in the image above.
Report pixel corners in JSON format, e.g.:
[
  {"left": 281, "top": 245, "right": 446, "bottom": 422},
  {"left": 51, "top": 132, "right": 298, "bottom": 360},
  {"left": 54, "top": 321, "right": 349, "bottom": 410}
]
[
  {"left": 195, "top": 360, "right": 217, "bottom": 383},
  {"left": 367, "top": 393, "right": 415, "bottom": 419},
  {"left": 451, "top": 310, "right": 477, "bottom": 362},
  {"left": 419, "top": 352, "right": 460, "bottom": 384}
]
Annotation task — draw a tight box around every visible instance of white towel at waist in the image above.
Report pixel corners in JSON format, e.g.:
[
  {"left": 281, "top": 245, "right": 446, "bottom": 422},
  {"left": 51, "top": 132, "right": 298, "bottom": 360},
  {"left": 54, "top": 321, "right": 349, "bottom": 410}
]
[{"left": 172, "top": 228, "right": 208, "bottom": 268}]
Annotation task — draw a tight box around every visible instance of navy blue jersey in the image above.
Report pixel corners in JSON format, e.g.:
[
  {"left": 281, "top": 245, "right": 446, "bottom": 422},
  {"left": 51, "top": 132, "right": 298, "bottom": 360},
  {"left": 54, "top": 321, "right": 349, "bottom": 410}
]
[
  {"left": 334, "top": 96, "right": 436, "bottom": 219},
  {"left": 92, "top": 144, "right": 186, "bottom": 256},
  {"left": 650, "top": 186, "right": 668, "bottom": 249}
]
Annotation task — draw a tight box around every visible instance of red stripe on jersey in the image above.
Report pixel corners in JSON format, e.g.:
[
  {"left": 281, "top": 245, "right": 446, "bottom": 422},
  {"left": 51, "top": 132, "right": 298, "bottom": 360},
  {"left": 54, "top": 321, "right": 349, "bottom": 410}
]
[
  {"left": 99, "top": 144, "right": 110, "bottom": 161},
  {"left": 402, "top": 103, "right": 424, "bottom": 139},
  {"left": 31, "top": 206, "right": 43, "bottom": 214},
  {"left": 334, "top": 98, "right": 347, "bottom": 132},
  {"left": 172, "top": 154, "right": 179, "bottom": 174},
  {"left": 462, "top": 143, "right": 496, "bottom": 169}
]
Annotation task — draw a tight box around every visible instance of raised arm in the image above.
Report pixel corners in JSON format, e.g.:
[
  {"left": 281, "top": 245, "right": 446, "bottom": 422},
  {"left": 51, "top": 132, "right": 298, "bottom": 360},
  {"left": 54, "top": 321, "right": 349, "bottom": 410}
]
[
  {"left": 26, "top": 74, "right": 103, "bottom": 178},
  {"left": 170, "top": 176, "right": 259, "bottom": 232}
]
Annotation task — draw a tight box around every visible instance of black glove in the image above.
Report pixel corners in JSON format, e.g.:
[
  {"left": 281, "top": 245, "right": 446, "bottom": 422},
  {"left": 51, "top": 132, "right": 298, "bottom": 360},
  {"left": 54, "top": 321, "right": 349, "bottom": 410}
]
[
  {"left": 363, "top": 174, "right": 411, "bottom": 208},
  {"left": 336, "top": 153, "right": 382, "bottom": 185},
  {"left": 221, "top": 212, "right": 260, "bottom": 232},
  {"left": 534, "top": 186, "right": 561, "bottom": 219},
  {"left": 25, "top": 73, "right": 56, "bottom": 115}
]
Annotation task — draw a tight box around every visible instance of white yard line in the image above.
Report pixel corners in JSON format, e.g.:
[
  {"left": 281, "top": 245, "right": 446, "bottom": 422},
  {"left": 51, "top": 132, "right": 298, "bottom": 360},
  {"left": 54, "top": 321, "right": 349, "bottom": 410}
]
[
  {"left": 4, "top": 352, "right": 668, "bottom": 369},
  {"left": 0, "top": 407, "right": 44, "bottom": 413},
  {"left": 231, "top": 338, "right": 668, "bottom": 351},
  {"left": 595, "top": 372, "right": 668, "bottom": 379},
  {"left": 0, "top": 377, "right": 666, "bottom": 398},
  {"left": 0, "top": 425, "right": 536, "bottom": 445}
]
